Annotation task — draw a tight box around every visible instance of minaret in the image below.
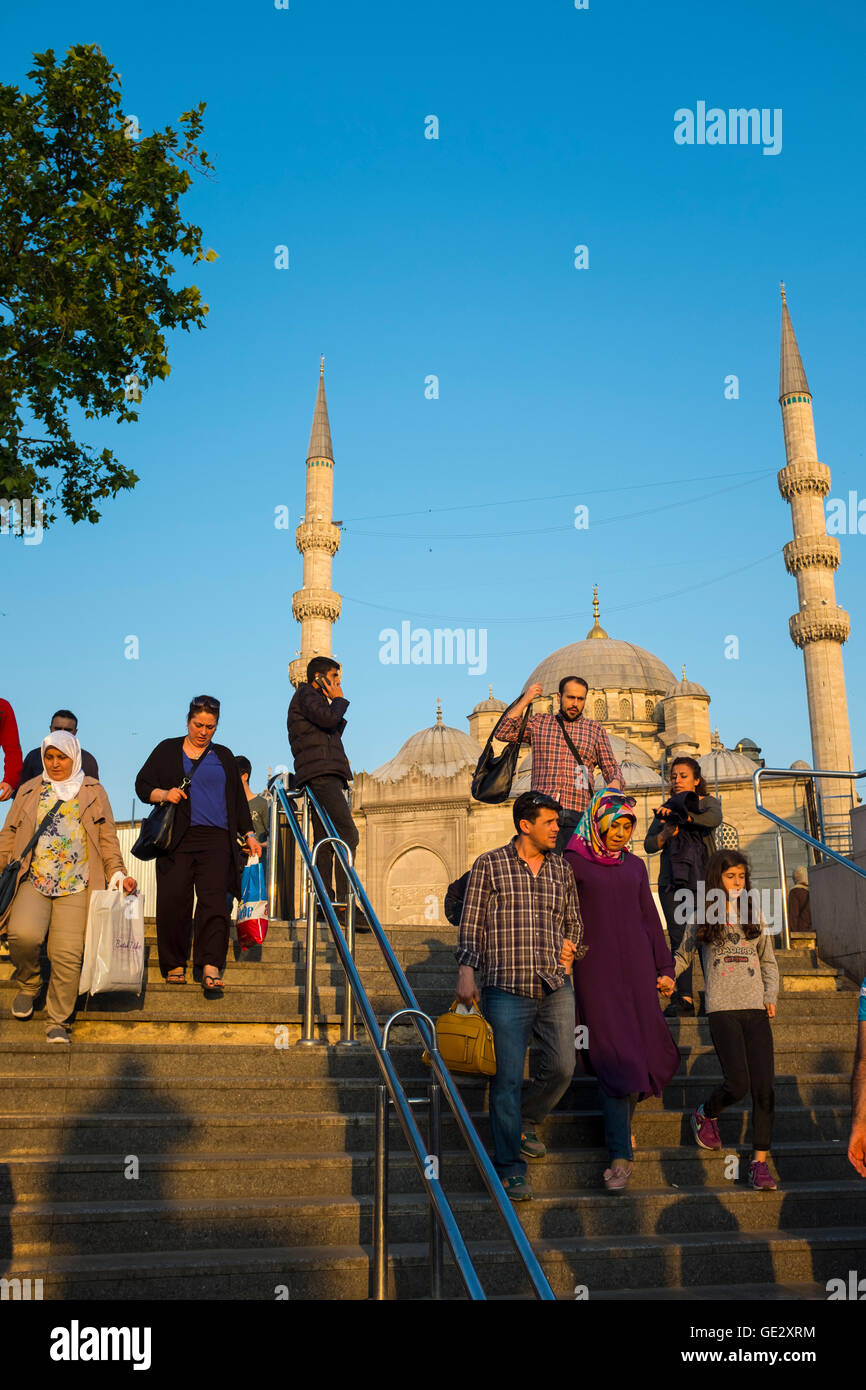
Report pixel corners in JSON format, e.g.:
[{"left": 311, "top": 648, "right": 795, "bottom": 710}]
[
  {"left": 777, "top": 285, "right": 854, "bottom": 827},
  {"left": 289, "top": 358, "right": 343, "bottom": 687}
]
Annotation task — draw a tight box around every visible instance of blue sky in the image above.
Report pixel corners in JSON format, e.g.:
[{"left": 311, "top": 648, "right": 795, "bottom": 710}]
[{"left": 1, "top": 0, "right": 864, "bottom": 814}]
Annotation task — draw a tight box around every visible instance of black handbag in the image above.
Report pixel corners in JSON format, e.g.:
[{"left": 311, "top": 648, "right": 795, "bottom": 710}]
[
  {"left": 470, "top": 702, "right": 532, "bottom": 805},
  {"left": 131, "top": 750, "right": 206, "bottom": 861},
  {"left": 0, "top": 798, "right": 64, "bottom": 924}
]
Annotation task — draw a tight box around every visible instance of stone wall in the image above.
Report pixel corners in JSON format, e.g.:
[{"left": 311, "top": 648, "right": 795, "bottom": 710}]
[{"left": 809, "top": 803, "right": 866, "bottom": 985}]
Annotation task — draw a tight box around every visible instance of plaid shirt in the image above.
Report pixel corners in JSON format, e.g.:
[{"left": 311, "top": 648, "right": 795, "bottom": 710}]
[
  {"left": 495, "top": 711, "right": 622, "bottom": 814},
  {"left": 456, "top": 839, "right": 586, "bottom": 998}
]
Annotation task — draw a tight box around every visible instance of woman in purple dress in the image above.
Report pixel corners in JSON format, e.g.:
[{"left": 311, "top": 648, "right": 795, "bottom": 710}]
[{"left": 563, "top": 789, "right": 679, "bottom": 1192}]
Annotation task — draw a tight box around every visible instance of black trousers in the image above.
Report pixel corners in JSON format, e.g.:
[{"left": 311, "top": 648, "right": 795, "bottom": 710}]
[
  {"left": 155, "top": 826, "right": 233, "bottom": 975},
  {"left": 303, "top": 776, "right": 359, "bottom": 901},
  {"left": 705, "top": 1009, "right": 775, "bottom": 1151},
  {"left": 660, "top": 885, "right": 694, "bottom": 1001}
]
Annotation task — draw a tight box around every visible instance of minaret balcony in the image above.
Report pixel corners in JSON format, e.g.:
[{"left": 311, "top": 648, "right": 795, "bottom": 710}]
[
  {"left": 292, "top": 589, "right": 342, "bottom": 623},
  {"left": 777, "top": 460, "right": 831, "bottom": 499},
  {"left": 789, "top": 604, "right": 850, "bottom": 648},
  {"left": 783, "top": 535, "right": 841, "bottom": 575},
  {"left": 295, "top": 521, "right": 341, "bottom": 556}
]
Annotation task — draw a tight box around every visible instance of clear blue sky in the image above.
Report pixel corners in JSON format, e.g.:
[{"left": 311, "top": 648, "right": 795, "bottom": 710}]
[{"left": 2, "top": 0, "right": 864, "bottom": 815}]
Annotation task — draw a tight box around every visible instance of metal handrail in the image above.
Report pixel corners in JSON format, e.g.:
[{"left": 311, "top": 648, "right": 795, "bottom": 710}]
[
  {"left": 271, "top": 779, "right": 555, "bottom": 1301},
  {"left": 753, "top": 766, "right": 866, "bottom": 878}
]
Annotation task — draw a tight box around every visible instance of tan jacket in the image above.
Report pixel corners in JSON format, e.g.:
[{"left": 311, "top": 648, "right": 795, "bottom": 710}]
[{"left": 0, "top": 776, "right": 127, "bottom": 912}]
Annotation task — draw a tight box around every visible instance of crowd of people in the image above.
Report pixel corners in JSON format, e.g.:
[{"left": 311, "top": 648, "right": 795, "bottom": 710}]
[{"left": 0, "top": 668, "right": 863, "bottom": 1193}]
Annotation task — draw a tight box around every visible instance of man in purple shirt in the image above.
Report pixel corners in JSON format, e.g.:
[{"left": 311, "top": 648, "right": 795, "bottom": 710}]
[{"left": 495, "top": 676, "right": 624, "bottom": 852}]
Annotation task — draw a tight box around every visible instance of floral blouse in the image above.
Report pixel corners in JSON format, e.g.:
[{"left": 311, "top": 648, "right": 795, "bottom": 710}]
[{"left": 29, "top": 783, "right": 90, "bottom": 898}]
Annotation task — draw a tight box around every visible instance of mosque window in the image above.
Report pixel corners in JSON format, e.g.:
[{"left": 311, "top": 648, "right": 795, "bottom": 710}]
[
  {"left": 620, "top": 697, "right": 632, "bottom": 720},
  {"left": 645, "top": 698, "right": 655, "bottom": 720},
  {"left": 594, "top": 698, "right": 607, "bottom": 720}
]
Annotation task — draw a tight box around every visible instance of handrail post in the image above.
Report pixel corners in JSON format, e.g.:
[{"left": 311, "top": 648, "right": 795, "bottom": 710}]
[
  {"left": 267, "top": 783, "right": 281, "bottom": 920},
  {"left": 298, "top": 851, "right": 320, "bottom": 1046},
  {"left": 299, "top": 793, "right": 311, "bottom": 921},
  {"left": 372, "top": 1082, "right": 389, "bottom": 1300},
  {"left": 775, "top": 829, "right": 791, "bottom": 949},
  {"left": 427, "top": 1080, "right": 443, "bottom": 1301},
  {"left": 340, "top": 884, "right": 359, "bottom": 1046}
]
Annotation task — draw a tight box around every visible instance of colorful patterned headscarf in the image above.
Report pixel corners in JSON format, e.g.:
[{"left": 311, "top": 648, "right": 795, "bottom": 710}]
[{"left": 568, "top": 787, "right": 637, "bottom": 865}]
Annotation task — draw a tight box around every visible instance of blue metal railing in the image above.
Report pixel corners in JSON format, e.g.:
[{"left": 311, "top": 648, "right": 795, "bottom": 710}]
[{"left": 270, "top": 778, "right": 555, "bottom": 1301}]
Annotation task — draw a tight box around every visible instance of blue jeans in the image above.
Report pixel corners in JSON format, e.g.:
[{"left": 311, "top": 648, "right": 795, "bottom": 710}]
[
  {"left": 481, "top": 981, "right": 576, "bottom": 1179},
  {"left": 598, "top": 1082, "right": 638, "bottom": 1163}
]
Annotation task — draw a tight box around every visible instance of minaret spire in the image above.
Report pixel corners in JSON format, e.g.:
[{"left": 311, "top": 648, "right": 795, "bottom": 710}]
[
  {"left": 776, "top": 288, "right": 854, "bottom": 838},
  {"left": 289, "top": 360, "right": 343, "bottom": 687}
]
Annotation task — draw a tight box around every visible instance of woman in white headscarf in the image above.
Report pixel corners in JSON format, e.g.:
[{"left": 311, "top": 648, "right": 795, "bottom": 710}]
[{"left": 0, "top": 732, "right": 136, "bottom": 1043}]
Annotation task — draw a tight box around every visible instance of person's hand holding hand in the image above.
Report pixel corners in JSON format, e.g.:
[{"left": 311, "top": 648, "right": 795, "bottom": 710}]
[
  {"left": 657, "top": 975, "right": 675, "bottom": 996},
  {"left": 456, "top": 965, "right": 480, "bottom": 1007},
  {"left": 848, "top": 1122, "right": 866, "bottom": 1178},
  {"left": 560, "top": 939, "right": 577, "bottom": 975}
]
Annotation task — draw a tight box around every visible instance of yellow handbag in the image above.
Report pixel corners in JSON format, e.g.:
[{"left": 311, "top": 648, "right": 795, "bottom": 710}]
[{"left": 422, "top": 1000, "right": 497, "bottom": 1077}]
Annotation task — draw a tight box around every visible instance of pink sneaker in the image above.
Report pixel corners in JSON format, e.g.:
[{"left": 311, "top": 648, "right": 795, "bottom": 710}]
[
  {"left": 691, "top": 1104, "right": 721, "bottom": 1150},
  {"left": 748, "top": 1160, "right": 777, "bottom": 1190}
]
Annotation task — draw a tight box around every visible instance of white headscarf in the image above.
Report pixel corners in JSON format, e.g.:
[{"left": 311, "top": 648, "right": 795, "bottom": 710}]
[{"left": 41, "top": 731, "right": 86, "bottom": 802}]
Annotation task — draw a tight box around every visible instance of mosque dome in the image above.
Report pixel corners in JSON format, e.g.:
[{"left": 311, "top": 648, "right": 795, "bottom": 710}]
[
  {"left": 790, "top": 759, "right": 811, "bottom": 770},
  {"left": 368, "top": 703, "right": 480, "bottom": 783},
  {"left": 699, "top": 748, "right": 761, "bottom": 782},
  {"left": 526, "top": 590, "right": 676, "bottom": 699}
]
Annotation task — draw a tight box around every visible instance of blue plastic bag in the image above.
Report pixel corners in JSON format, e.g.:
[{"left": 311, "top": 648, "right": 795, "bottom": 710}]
[{"left": 237, "top": 855, "right": 268, "bottom": 948}]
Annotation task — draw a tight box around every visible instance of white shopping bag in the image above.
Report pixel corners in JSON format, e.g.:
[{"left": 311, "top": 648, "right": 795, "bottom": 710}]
[{"left": 79, "top": 871, "right": 145, "bottom": 996}]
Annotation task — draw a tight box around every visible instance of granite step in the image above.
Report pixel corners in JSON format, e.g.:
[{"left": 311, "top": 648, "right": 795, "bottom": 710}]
[
  {"left": 3, "top": 1226, "right": 864, "bottom": 1300},
  {"left": 3, "top": 1141, "right": 855, "bottom": 1203}
]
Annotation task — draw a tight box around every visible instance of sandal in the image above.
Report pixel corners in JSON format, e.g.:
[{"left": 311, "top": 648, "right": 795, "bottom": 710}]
[
  {"left": 166, "top": 969, "right": 186, "bottom": 984},
  {"left": 202, "top": 971, "right": 224, "bottom": 993}
]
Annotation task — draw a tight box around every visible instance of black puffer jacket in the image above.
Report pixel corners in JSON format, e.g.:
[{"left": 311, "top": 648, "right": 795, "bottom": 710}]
[{"left": 287, "top": 683, "right": 352, "bottom": 785}]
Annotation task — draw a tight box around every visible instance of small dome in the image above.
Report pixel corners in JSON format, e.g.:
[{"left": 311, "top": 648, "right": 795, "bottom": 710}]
[
  {"left": 471, "top": 684, "right": 507, "bottom": 715},
  {"left": 698, "top": 748, "right": 759, "bottom": 781},
  {"left": 736, "top": 737, "right": 760, "bottom": 751},
  {"left": 368, "top": 719, "right": 480, "bottom": 783},
  {"left": 665, "top": 678, "right": 710, "bottom": 700},
  {"left": 790, "top": 759, "right": 811, "bottom": 770},
  {"left": 594, "top": 761, "right": 663, "bottom": 790}
]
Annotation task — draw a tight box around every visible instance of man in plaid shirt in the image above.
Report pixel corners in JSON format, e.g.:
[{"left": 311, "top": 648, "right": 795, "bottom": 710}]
[
  {"left": 455, "top": 792, "right": 586, "bottom": 1201},
  {"left": 495, "top": 676, "right": 624, "bottom": 852}
]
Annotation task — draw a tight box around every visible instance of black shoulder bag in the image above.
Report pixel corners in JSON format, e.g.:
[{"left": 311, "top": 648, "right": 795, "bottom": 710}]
[
  {"left": 0, "top": 798, "right": 64, "bottom": 923},
  {"left": 470, "top": 701, "right": 532, "bottom": 805},
  {"left": 131, "top": 750, "right": 206, "bottom": 861}
]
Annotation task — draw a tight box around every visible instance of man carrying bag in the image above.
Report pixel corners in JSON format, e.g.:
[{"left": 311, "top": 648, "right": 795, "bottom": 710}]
[{"left": 493, "top": 676, "right": 624, "bottom": 852}]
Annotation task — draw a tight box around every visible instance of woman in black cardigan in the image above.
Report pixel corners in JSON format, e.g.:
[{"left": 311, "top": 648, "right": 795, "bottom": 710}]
[{"left": 135, "top": 695, "right": 262, "bottom": 993}]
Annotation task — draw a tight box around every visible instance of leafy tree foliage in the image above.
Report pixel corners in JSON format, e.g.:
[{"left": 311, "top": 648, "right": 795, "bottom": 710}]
[{"left": 0, "top": 44, "right": 216, "bottom": 526}]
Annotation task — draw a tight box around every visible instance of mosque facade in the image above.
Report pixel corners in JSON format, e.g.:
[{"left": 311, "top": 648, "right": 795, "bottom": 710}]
[{"left": 289, "top": 294, "right": 855, "bottom": 924}]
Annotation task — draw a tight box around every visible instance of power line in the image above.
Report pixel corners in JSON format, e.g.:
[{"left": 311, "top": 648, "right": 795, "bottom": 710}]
[{"left": 341, "top": 547, "right": 782, "bottom": 626}]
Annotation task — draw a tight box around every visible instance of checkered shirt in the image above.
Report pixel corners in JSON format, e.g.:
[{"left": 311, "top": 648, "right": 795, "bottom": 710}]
[
  {"left": 456, "top": 838, "right": 586, "bottom": 998},
  {"left": 495, "top": 711, "right": 623, "bottom": 814}
]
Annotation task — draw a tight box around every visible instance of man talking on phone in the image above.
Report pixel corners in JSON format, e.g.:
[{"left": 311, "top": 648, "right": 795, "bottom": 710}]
[{"left": 288, "top": 657, "right": 360, "bottom": 920}]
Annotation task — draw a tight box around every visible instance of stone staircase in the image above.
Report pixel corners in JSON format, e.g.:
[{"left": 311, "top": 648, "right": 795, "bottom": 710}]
[{"left": 0, "top": 917, "right": 863, "bottom": 1300}]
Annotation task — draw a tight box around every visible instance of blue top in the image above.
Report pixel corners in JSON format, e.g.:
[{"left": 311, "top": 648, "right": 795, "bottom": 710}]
[
  {"left": 859, "top": 975, "right": 866, "bottom": 1023},
  {"left": 183, "top": 748, "right": 228, "bottom": 829}
]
